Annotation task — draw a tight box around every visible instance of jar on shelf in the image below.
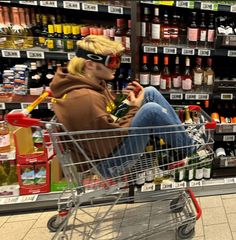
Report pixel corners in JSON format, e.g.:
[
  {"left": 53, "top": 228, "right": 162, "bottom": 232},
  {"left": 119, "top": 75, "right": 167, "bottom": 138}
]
[{"left": 0, "top": 121, "right": 11, "bottom": 153}]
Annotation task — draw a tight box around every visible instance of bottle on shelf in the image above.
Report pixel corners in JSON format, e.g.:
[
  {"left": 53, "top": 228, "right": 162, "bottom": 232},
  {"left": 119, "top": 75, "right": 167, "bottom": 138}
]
[
  {"left": 33, "top": 13, "right": 42, "bottom": 47},
  {"left": 150, "top": 55, "right": 160, "bottom": 88},
  {"left": 28, "top": 62, "right": 43, "bottom": 95},
  {"left": 187, "top": 12, "right": 198, "bottom": 48},
  {"left": 161, "top": 11, "right": 170, "bottom": 45},
  {"left": 39, "top": 14, "right": 48, "bottom": 48},
  {"left": 0, "top": 6, "right": 7, "bottom": 48},
  {"left": 204, "top": 57, "right": 215, "bottom": 91},
  {"left": 160, "top": 55, "right": 171, "bottom": 91},
  {"left": 203, "top": 161, "right": 212, "bottom": 180},
  {"left": 44, "top": 61, "right": 55, "bottom": 89},
  {"left": 170, "top": 13, "right": 179, "bottom": 45},
  {"left": 182, "top": 57, "right": 192, "bottom": 91},
  {"left": 141, "top": 7, "right": 151, "bottom": 42},
  {"left": 193, "top": 57, "right": 204, "bottom": 91},
  {"left": 198, "top": 13, "right": 207, "bottom": 48},
  {"left": 207, "top": 13, "right": 215, "bottom": 48},
  {"left": 184, "top": 158, "right": 195, "bottom": 182},
  {"left": 47, "top": 25, "right": 57, "bottom": 51},
  {"left": 145, "top": 140, "right": 155, "bottom": 183},
  {"left": 54, "top": 24, "right": 63, "bottom": 50},
  {"left": 125, "top": 19, "right": 131, "bottom": 52},
  {"left": 139, "top": 54, "right": 150, "bottom": 87},
  {"left": 172, "top": 56, "right": 181, "bottom": 89},
  {"left": 195, "top": 163, "right": 203, "bottom": 181},
  {"left": 24, "top": 8, "right": 34, "bottom": 48},
  {"left": 151, "top": 7, "right": 161, "bottom": 44},
  {"left": 114, "top": 18, "right": 125, "bottom": 46},
  {"left": 179, "top": 16, "right": 187, "bottom": 45},
  {"left": 63, "top": 25, "right": 74, "bottom": 52}
]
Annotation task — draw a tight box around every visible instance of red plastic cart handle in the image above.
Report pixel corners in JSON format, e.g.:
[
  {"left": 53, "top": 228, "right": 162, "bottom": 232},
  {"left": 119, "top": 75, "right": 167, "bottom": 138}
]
[{"left": 187, "top": 188, "right": 202, "bottom": 220}]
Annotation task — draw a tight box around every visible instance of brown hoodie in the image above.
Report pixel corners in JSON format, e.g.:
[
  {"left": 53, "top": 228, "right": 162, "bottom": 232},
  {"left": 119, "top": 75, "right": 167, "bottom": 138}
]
[{"left": 49, "top": 67, "right": 138, "bottom": 164}]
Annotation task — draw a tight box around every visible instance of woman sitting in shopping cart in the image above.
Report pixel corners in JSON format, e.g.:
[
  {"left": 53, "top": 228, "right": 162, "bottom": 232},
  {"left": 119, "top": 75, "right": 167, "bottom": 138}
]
[{"left": 49, "top": 35, "right": 195, "bottom": 178}]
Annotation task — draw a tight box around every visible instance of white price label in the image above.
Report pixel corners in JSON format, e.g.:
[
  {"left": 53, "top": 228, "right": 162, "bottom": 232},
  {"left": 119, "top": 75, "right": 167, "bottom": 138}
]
[
  {"left": 201, "top": 2, "right": 214, "bottom": 11},
  {"left": 63, "top": 1, "right": 80, "bottom": 10},
  {"left": 17, "top": 195, "right": 38, "bottom": 203},
  {"left": 185, "top": 94, "right": 197, "bottom": 100},
  {"left": 160, "top": 182, "right": 173, "bottom": 190},
  {"left": 0, "top": 103, "right": 5, "bottom": 110},
  {"left": 143, "top": 46, "right": 158, "bottom": 53},
  {"left": 108, "top": 6, "right": 123, "bottom": 14},
  {"left": 233, "top": 125, "right": 236, "bottom": 133},
  {"left": 224, "top": 178, "right": 235, "bottom": 184},
  {"left": 228, "top": 50, "right": 236, "bottom": 57},
  {"left": 220, "top": 93, "right": 233, "bottom": 100},
  {"left": 173, "top": 181, "right": 187, "bottom": 189},
  {"left": 121, "top": 56, "right": 131, "bottom": 63},
  {"left": 170, "top": 93, "right": 183, "bottom": 100},
  {"left": 182, "top": 48, "right": 195, "bottom": 55},
  {"left": 21, "top": 103, "right": 38, "bottom": 110},
  {"left": 40, "top": 1, "right": 57, "bottom": 7},
  {"left": 189, "top": 180, "right": 202, "bottom": 187},
  {"left": 198, "top": 49, "right": 211, "bottom": 56},
  {"left": 82, "top": 3, "right": 98, "bottom": 12},
  {"left": 197, "top": 94, "right": 209, "bottom": 100},
  {"left": 47, "top": 103, "right": 53, "bottom": 110},
  {"left": 176, "top": 1, "right": 190, "bottom": 8},
  {"left": 2, "top": 50, "right": 20, "bottom": 58},
  {"left": 163, "top": 47, "right": 177, "bottom": 54},
  {"left": 230, "top": 5, "right": 236, "bottom": 12},
  {"left": 26, "top": 51, "right": 45, "bottom": 59},
  {"left": 67, "top": 52, "right": 76, "bottom": 60},
  {"left": 223, "top": 135, "right": 235, "bottom": 142},
  {"left": 141, "top": 183, "right": 155, "bottom": 192},
  {"left": 19, "top": 1, "right": 37, "bottom": 5}
]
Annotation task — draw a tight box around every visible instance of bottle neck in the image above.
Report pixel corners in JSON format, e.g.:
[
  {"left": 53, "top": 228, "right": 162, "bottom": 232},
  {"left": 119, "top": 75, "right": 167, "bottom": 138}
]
[
  {"left": 3, "top": 8, "right": 11, "bottom": 25},
  {"left": 12, "top": 9, "right": 21, "bottom": 25},
  {"left": 19, "top": 9, "right": 26, "bottom": 26},
  {"left": 0, "top": 9, "right": 4, "bottom": 24}
]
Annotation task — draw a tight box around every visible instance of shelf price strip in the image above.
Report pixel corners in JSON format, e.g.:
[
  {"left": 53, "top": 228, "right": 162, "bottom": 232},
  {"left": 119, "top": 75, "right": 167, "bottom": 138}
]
[
  {"left": 163, "top": 47, "right": 177, "bottom": 54},
  {"left": 198, "top": 49, "right": 211, "bottom": 56},
  {"left": 200, "top": 2, "right": 218, "bottom": 11},
  {"left": 26, "top": 51, "right": 45, "bottom": 59},
  {"left": 182, "top": 48, "right": 195, "bottom": 55},
  {"left": 19, "top": 0, "right": 37, "bottom": 5},
  {"left": 220, "top": 93, "right": 233, "bottom": 100},
  {"left": 82, "top": 3, "right": 98, "bottom": 12},
  {"left": 63, "top": 1, "right": 80, "bottom": 10},
  {"left": 230, "top": 5, "right": 236, "bottom": 13},
  {"left": 228, "top": 50, "right": 236, "bottom": 57},
  {"left": 170, "top": 93, "right": 183, "bottom": 100},
  {"left": 39, "top": 1, "right": 57, "bottom": 8},
  {"left": 1, "top": 49, "right": 20, "bottom": 58},
  {"left": 143, "top": 46, "right": 157, "bottom": 53},
  {"left": 185, "top": 94, "right": 209, "bottom": 100},
  {"left": 223, "top": 135, "right": 235, "bottom": 142},
  {"left": 108, "top": 6, "right": 123, "bottom": 14}
]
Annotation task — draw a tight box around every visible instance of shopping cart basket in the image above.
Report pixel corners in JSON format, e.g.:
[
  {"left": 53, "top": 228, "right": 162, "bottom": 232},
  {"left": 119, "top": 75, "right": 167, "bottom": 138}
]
[{"left": 6, "top": 92, "right": 216, "bottom": 240}]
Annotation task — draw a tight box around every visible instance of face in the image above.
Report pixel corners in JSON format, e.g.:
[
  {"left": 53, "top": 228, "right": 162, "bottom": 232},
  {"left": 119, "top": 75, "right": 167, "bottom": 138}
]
[{"left": 93, "top": 63, "right": 117, "bottom": 81}]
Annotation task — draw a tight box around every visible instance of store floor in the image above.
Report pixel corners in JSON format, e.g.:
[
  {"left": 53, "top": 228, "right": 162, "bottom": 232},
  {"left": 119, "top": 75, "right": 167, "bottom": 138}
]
[{"left": 1, "top": 194, "right": 236, "bottom": 240}]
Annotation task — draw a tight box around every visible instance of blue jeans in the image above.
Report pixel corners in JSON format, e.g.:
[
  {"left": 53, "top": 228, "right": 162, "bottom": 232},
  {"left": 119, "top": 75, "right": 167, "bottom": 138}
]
[{"left": 97, "top": 87, "right": 193, "bottom": 178}]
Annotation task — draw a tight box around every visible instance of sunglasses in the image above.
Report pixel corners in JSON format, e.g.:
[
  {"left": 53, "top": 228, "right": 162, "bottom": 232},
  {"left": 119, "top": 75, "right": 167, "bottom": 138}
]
[{"left": 76, "top": 48, "right": 121, "bottom": 69}]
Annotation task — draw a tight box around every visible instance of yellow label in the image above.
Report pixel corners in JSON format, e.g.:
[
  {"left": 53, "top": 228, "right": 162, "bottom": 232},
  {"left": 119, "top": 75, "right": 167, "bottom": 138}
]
[
  {"left": 67, "top": 40, "right": 74, "bottom": 50},
  {"left": 158, "top": 1, "right": 174, "bottom": 6},
  {"left": 106, "top": 101, "right": 115, "bottom": 113},
  {"left": 39, "top": 37, "right": 46, "bottom": 44},
  {"left": 47, "top": 39, "right": 54, "bottom": 49}
]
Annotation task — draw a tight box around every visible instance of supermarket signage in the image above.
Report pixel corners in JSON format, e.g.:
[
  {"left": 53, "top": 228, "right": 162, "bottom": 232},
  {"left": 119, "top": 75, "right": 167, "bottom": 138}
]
[
  {"left": 223, "top": 135, "right": 235, "bottom": 142},
  {"left": 170, "top": 93, "right": 183, "bottom": 100},
  {"left": 108, "top": 6, "right": 123, "bottom": 15},
  {"left": 163, "top": 47, "right": 177, "bottom": 54},
  {"left": 121, "top": 56, "right": 131, "bottom": 63},
  {"left": 0, "top": 195, "right": 38, "bottom": 205},
  {"left": 200, "top": 2, "right": 218, "bottom": 11},
  {"left": 67, "top": 52, "right": 76, "bottom": 60},
  {"left": 21, "top": 103, "right": 38, "bottom": 110},
  {"left": 143, "top": 46, "right": 157, "bottom": 53},
  {"left": 26, "top": 51, "right": 45, "bottom": 59},
  {"left": 63, "top": 1, "right": 80, "bottom": 10},
  {"left": 1, "top": 50, "right": 20, "bottom": 58},
  {"left": 198, "top": 49, "right": 211, "bottom": 56},
  {"left": 176, "top": 1, "right": 190, "bottom": 8},
  {"left": 230, "top": 5, "right": 236, "bottom": 13},
  {"left": 39, "top": 1, "right": 57, "bottom": 8},
  {"left": 227, "top": 50, "right": 236, "bottom": 57},
  {"left": 19, "top": 1, "right": 37, "bottom": 5},
  {"left": 185, "top": 94, "right": 209, "bottom": 100},
  {"left": 141, "top": 183, "right": 155, "bottom": 192},
  {"left": 220, "top": 93, "right": 233, "bottom": 100},
  {"left": 181, "top": 48, "right": 194, "bottom": 56},
  {"left": 82, "top": 3, "right": 98, "bottom": 12},
  {"left": 0, "top": 103, "right": 5, "bottom": 110}
]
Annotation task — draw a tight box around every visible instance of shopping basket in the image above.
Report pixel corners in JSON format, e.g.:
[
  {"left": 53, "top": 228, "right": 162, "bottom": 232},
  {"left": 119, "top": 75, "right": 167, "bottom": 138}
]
[{"left": 6, "top": 91, "right": 216, "bottom": 240}]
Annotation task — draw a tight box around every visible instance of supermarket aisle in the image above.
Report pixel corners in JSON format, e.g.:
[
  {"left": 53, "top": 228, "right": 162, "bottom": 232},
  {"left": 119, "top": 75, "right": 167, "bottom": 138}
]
[{"left": 1, "top": 194, "right": 236, "bottom": 240}]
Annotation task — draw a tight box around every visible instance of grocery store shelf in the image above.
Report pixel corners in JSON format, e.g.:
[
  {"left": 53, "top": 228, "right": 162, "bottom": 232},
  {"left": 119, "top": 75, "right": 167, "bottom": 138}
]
[{"left": 0, "top": 0, "right": 131, "bottom": 15}]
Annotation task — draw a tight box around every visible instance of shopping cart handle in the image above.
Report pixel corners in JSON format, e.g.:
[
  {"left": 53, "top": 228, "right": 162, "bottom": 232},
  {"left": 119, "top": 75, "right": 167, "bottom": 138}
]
[
  {"left": 187, "top": 188, "right": 202, "bottom": 220},
  {"left": 6, "top": 112, "right": 42, "bottom": 127}
]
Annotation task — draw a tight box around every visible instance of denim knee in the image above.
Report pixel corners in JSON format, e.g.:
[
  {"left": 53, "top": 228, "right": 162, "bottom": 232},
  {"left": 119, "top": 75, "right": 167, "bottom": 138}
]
[{"left": 140, "top": 102, "right": 164, "bottom": 116}]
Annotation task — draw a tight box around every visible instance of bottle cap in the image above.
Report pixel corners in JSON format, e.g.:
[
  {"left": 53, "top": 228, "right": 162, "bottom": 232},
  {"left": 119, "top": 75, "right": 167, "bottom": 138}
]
[
  {"left": 143, "top": 55, "right": 148, "bottom": 64},
  {"left": 128, "top": 20, "right": 131, "bottom": 28},
  {"left": 154, "top": 55, "right": 158, "bottom": 65},
  {"left": 164, "top": 56, "right": 168, "bottom": 65}
]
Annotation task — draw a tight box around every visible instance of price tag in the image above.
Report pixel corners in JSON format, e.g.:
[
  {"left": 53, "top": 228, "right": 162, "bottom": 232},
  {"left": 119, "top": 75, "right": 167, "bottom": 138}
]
[
  {"left": 121, "top": 55, "right": 131, "bottom": 63},
  {"left": 40, "top": 1, "right": 57, "bottom": 7},
  {"left": 189, "top": 180, "right": 202, "bottom": 187},
  {"left": 170, "top": 93, "right": 183, "bottom": 100},
  {"left": 108, "top": 6, "right": 123, "bottom": 14},
  {"left": 63, "top": 1, "right": 80, "bottom": 10},
  {"left": 201, "top": 2, "right": 217, "bottom": 11},
  {"left": 19, "top": 1, "right": 37, "bottom": 5},
  {"left": 160, "top": 182, "right": 173, "bottom": 190},
  {"left": 163, "top": 47, "right": 177, "bottom": 54},
  {"left": 141, "top": 183, "right": 155, "bottom": 192},
  {"left": 82, "top": 3, "right": 98, "bottom": 12},
  {"left": 17, "top": 195, "right": 38, "bottom": 203},
  {"left": 1, "top": 50, "right": 20, "bottom": 58},
  {"left": 173, "top": 181, "right": 187, "bottom": 189},
  {"left": 67, "top": 52, "right": 75, "bottom": 60},
  {"left": 21, "top": 103, "right": 38, "bottom": 110},
  {"left": 220, "top": 93, "right": 233, "bottom": 100},
  {"left": 0, "top": 103, "right": 5, "bottom": 110},
  {"left": 224, "top": 178, "right": 235, "bottom": 184},
  {"left": 185, "top": 94, "right": 197, "bottom": 100},
  {"left": 182, "top": 48, "right": 195, "bottom": 55},
  {"left": 197, "top": 94, "right": 209, "bottom": 100},
  {"left": 143, "top": 46, "right": 158, "bottom": 53},
  {"left": 227, "top": 50, "right": 236, "bottom": 57},
  {"left": 176, "top": 1, "right": 190, "bottom": 8},
  {"left": 47, "top": 103, "right": 53, "bottom": 110},
  {"left": 1, "top": 196, "right": 19, "bottom": 205},
  {"left": 26, "top": 51, "right": 45, "bottom": 59},
  {"left": 230, "top": 5, "right": 236, "bottom": 13},
  {"left": 223, "top": 135, "right": 235, "bottom": 142},
  {"left": 233, "top": 125, "right": 236, "bottom": 133},
  {"left": 198, "top": 49, "right": 211, "bottom": 56}
]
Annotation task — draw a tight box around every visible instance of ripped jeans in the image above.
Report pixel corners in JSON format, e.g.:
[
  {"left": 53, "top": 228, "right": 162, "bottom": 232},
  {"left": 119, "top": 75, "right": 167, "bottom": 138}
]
[{"left": 97, "top": 87, "right": 194, "bottom": 178}]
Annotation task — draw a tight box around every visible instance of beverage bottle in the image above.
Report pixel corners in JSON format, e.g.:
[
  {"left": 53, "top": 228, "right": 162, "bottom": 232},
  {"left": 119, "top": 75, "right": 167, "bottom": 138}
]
[
  {"left": 198, "top": 13, "right": 207, "bottom": 48},
  {"left": 161, "top": 11, "right": 170, "bottom": 45},
  {"left": 184, "top": 158, "right": 195, "bottom": 181},
  {"left": 0, "top": 6, "right": 8, "bottom": 48},
  {"left": 187, "top": 12, "right": 198, "bottom": 48},
  {"left": 170, "top": 13, "right": 179, "bottom": 45},
  {"left": 204, "top": 57, "right": 214, "bottom": 91},
  {"left": 179, "top": 16, "right": 187, "bottom": 45},
  {"left": 54, "top": 24, "right": 63, "bottom": 50},
  {"left": 125, "top": 20, "right": 131, "bottom": 52},
  {"left": 33, "top": 13, "right": 42, "bottom": 46},
  {"left": 150, "top": 55, "right": 160, "bottom": 88},
  {"left": 182, "top": 57, "right": 192, "bottom": 91},
  {"left": 207, "top": 13, "right": 215, "bottom": 48},
  {"left": 44, "top": 61, "right": 55, "bottom": 88},
  {"left": 184, "top": 106, "right": 193, "bottom": 124},
  {"left": 172, "top": 56, "right": 181, "bottom": 89},
  {"left": 160, "top": 55, "right": 171, "bottom": 91},
  {"left": 39, "top": 15, "right": 48, "bottom": 48},
  {"left": 145, "top": 140, "right": 155, "bottom": 183},
  {"left": 63, "top": 25, "right": 74, "bottom": 52},
  {"left": 141, "top": 7, "right": 151, "bottom": 42},
  {"left": 125, "top": 68, "right": 132, "bottom": 87},
  {"left": 193, "top": 57, "right": 204, "bottom": 91},
  {"left": 24, "top": 8, "right": 34, "bottom": 48},
  {"left": 139, "top": 54, "right": 150, "bottom": 87},
  {"left": 28, "top": 62, "right": 43, "bottom": 95},
  {"left": 151, "top": 7, "right": 161, "bottom": 44},
  {"left": 47, "top": 25, "right": 57, "bottom": 51},
  {"left": 203, "top": 160, "right": 212, "bottom": 180},
  {"left": 174, "top": 164, "right": 185, "bottom": 182},
  {"left": 195, "top": 163, "right": 203, "bottom": 180},
  {"left": 114, "top": 18, "right": 125, "bottom": 46},
  {"left": 0, "top": 121, "right": 10, "bottom": 153},
  {"left": 117, "top": 67, "right": 126, "bottom": 90}
]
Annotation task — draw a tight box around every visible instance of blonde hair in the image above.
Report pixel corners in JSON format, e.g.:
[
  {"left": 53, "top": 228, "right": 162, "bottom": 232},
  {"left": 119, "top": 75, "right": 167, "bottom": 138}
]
[{"left": 68, "top": 35, "right": 125, "bottom": 77}]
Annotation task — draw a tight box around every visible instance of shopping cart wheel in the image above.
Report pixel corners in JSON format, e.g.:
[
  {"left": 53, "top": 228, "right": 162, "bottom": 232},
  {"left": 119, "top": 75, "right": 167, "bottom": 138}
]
[
  {"left": 170, "top": 197, "right": 185, "bottom": 213},
  {"left": 177, "top": 225, "right": 195, "bottom": 239},
  {"left": 47, "top": 215, "right": 66, "bottom": 232}
]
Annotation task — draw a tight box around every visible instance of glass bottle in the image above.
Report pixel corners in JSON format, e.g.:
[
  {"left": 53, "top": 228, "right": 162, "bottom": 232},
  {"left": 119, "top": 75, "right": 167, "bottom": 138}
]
[
  {"left": 193, "top": 57, "right": 204, "bottom": 91},
  {"left": 114, "top": 18, "right": 125, "bottom": 46},
  {"left": 150, "top": 55, "right": 160, "bottom": 88},
  {"left": 39, "top": 15, "right": 48, "bottom": 48},
  {"left": 0, "top": 6, "right": 7, "bottom": 48},
  {"left": 182, "top": 57, "right": 192, "bottom": 91},
  {"left": 161, "top": 11, "right": 170, "bottom": 45},
  {"left": 203, "top": 161, "right": 212, "bottom": 180},
  {"left": 170, "top": 13, "right": 179, "bottom": 45},
  {"left": 184, "top": 106, "right": 193, "bottom": 124},
  {"left": 195, "top": 163, "right": 203, "bottom": 181},
  {"left": 207, "top": 13, "right": 215, "bottom": 48},
  {"left": 54, "top": 24, "right": 63, "bottom": 50},
  {"left": 28, "top": 62, "right": 43, "bottom": 95},
  {"left": 24, "top": 8, "right": 34, "bottom": 48},
  {"left": 151, "top": 7, "right": 161, "bottom": 44},
  {"left": 179, "top": 16, "right": 187, "bottom": 45},
  {"left": 172, "top": 56, "right": 181, "bottom": 89},
  {"left": 141, "top": 7, "right": 151, "bottom": 42},
  {"left": 187, "top": 12, "right": 198, "bottom": 48},
  {"left": 125, "top": 19, "right": 131, "bottom": 52},
  {"left": 160, "top": 55, "right": 171, "bottom": 91},
  {"left": 44, "top": 61, "right": 55, "bottom": 88},
  {"left": 33, "top": 13, "right": 41, "bottom": 46},
  {"left": 47, "top": 24, "right": 57, "bottom": 51},
  {"left": 2, "top": 6, "right": 11, "bottom": 48},
  {"left": 198, "top": 13, "right": 207, "bottom": 48},
  {"left": 139, "top": 54, "right": 150, "bottom": 87},
  {"left": 204, "top": 57, "right": 214, "bottom": 92},
  {"left": 63, "top": 25, "right": 74, "bottom": 52},
  {"left": 0, "top": 121, "right": 10, "bottom": 153}
]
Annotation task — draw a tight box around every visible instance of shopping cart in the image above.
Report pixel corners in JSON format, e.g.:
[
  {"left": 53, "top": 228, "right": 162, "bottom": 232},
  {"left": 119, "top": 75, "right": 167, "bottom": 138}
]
[{"left": 6, "top": 92, "right": 216, "bottom": 240}]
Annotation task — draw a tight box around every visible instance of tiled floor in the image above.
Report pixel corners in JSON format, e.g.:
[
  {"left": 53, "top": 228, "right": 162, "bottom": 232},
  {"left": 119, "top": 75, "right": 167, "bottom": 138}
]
[{"left": 1, "top": 194, "right": 236, "bottom": 240}]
